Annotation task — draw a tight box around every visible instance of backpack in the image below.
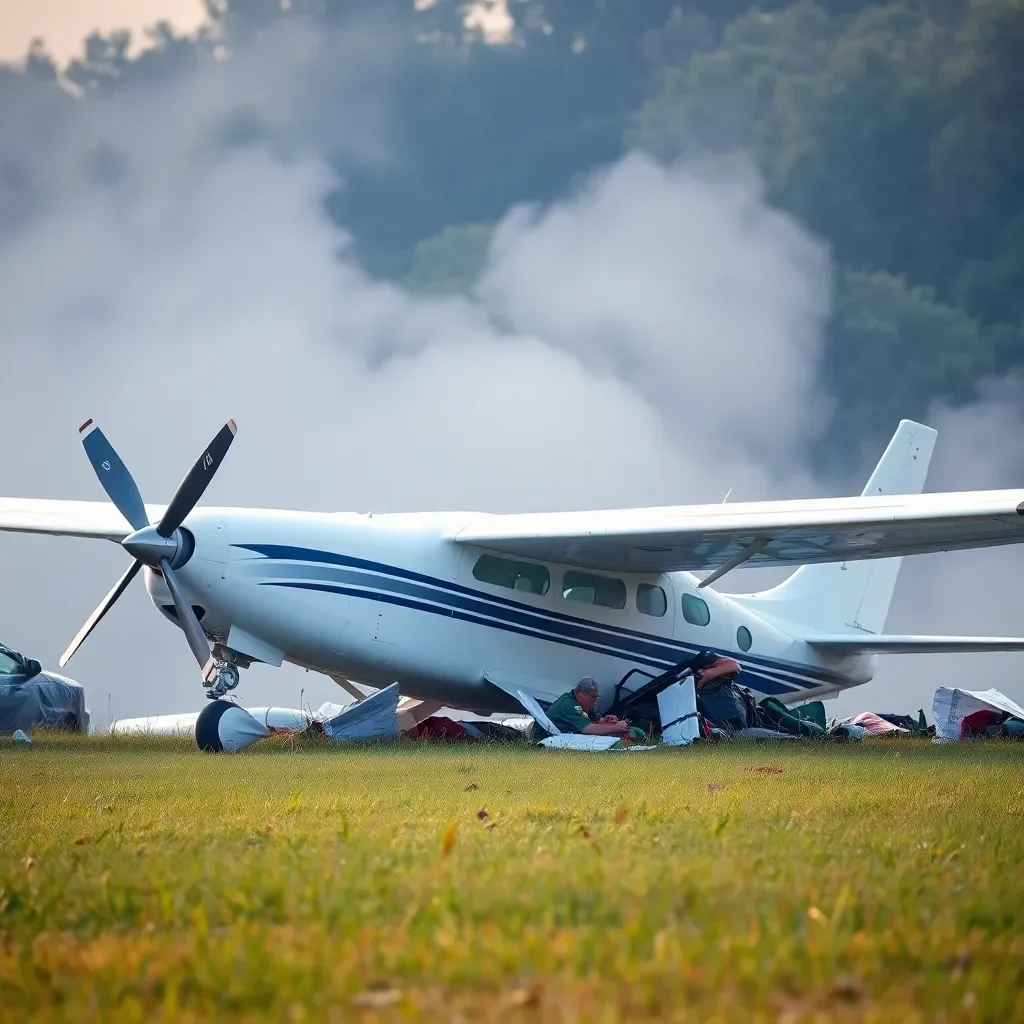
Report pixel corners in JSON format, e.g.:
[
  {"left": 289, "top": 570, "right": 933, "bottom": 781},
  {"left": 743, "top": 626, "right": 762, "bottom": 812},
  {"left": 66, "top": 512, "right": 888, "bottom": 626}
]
[{"left": 695, "top": 677, "right": 753, "bottom": 732}]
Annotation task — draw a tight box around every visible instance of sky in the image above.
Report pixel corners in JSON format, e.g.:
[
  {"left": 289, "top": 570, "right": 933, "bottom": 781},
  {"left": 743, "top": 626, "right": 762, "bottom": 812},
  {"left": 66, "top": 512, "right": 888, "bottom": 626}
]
[
  {"left": 0, "top": 1, "right": 512, "bottom": 64},
  {"left": 1, "top": 10, "right": 1023, "bottom": 733},
  {"left": 0, "top": 1, "right": 207, "bottom": 65}
]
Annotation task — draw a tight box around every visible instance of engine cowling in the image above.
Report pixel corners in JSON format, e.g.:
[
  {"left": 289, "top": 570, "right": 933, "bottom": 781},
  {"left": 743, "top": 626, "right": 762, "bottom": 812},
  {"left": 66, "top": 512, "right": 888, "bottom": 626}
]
[{"left": 144, "top": 565, "right": 207, "bottom": 627}]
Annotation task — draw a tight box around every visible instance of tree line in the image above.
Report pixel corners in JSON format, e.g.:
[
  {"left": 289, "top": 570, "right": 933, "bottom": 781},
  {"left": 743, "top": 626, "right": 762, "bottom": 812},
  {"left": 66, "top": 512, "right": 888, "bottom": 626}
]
[{"left": 2, "top": 0, "right": 1021, "bottom": 456}]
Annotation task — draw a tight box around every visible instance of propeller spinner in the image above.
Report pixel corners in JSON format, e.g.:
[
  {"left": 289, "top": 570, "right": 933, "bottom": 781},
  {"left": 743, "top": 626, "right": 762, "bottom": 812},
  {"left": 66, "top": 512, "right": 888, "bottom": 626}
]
[{"left": 60, "top": 418, "right": 237, "bottom": 698}]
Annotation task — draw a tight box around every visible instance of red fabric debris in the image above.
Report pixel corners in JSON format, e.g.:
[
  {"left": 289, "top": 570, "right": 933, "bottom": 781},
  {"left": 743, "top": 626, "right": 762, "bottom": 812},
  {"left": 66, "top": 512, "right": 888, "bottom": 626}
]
[
  {"left": 413, "top": 716, "right": 470, "bottom": 740},
  {"left": 959, "top": 709, "right": 1005, "bottom": 739}
]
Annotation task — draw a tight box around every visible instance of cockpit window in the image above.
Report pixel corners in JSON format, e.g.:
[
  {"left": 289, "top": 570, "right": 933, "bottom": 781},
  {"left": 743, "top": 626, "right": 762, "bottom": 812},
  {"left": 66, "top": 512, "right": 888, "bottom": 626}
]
[{"left": 472, "top": 554, "right": 550, "bottom": 595}]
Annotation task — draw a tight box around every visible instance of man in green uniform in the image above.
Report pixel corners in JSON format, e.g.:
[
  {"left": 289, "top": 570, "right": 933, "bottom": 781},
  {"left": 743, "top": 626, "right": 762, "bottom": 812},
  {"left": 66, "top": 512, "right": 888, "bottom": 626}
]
[{"left": 546, "top": 677, "right": 646, "bottom": 742}]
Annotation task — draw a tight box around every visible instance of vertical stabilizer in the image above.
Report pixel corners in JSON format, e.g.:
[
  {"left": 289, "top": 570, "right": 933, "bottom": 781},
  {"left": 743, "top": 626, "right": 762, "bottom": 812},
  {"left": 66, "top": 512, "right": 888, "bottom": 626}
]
[{"left": 733, "top": 420, "right": 937, "bottom": 635}]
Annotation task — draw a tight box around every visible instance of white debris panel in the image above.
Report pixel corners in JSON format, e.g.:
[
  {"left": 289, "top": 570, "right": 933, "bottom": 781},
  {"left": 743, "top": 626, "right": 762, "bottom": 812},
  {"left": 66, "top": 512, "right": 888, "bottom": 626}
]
[
  {"left": 111, "top": 712, "right": 200, "bottom": 736},
  {"left": 318, "top": 682, "right": 400, "bottom": 742},
  {"left": 932, "top": 687, "right": 1024, "bottom": 741},
  {"left": 108, "top": 683, "right": 404, "bottom": 751}
]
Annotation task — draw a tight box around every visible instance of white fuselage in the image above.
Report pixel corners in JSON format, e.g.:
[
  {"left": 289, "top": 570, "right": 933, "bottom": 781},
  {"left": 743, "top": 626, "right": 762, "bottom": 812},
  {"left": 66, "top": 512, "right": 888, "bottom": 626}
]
[{"left": 145, "top": 508, "right": 875, "bottom": 712}]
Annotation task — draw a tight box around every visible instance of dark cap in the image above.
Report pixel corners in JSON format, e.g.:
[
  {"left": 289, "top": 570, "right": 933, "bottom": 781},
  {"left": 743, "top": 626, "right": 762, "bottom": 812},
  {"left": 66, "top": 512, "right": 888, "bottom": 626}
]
[{"left": 689, "top": 649, "right": 720, "bottom": 672}]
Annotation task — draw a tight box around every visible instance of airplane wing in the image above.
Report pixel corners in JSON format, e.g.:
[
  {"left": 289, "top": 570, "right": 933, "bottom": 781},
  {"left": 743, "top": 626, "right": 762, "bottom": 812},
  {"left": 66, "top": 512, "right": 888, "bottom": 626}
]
[
  {"left": 806, "top": 635, "right": 1024, "bottom": 654},
  {"left": 451, "top": 489, "right": 1024, "bottom": 575},
  {"left": 0, "top": 498, "right": 166, "bottom": 542}
]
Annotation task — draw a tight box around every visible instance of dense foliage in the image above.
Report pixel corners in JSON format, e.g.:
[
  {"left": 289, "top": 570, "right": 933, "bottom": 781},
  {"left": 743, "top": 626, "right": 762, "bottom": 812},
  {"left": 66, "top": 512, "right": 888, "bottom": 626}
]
[{"left": 2, "top": 0, "right": 1021, "bottom": 450}]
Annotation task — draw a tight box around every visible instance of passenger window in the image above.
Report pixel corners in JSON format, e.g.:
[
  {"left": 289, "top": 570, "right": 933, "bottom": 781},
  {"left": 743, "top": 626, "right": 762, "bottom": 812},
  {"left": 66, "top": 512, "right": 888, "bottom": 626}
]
[
  {"left": 681, "top": 593, "right": 711, "bottom": 627},
  {"left": 636, "top": 583, "right": 667, "bottom": 617},
  {"left": 737, "top": 626, "right": 752, "bottom": 651},
  {"left": 472, "top": 554, "right": 550, "bottom": 595},
  {"left": 561, "top": 570, "right": 626, "bottom": 610}
]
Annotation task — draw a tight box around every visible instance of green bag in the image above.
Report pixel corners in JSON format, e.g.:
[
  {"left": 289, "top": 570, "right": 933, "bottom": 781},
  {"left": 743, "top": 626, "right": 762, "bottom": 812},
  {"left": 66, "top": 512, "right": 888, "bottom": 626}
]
[
  {"left": 756, "top": 697, "right": 826, "bottom": 738},
  {"left": 789, "top": 701, "right": 826, "bottom": 729}
]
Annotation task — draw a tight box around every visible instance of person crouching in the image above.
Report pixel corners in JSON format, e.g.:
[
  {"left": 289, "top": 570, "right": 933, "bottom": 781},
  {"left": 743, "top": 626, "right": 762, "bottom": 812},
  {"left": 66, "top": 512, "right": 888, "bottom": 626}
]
[{"left": 546, "top": 677, "right": 646, "bottom": 742}]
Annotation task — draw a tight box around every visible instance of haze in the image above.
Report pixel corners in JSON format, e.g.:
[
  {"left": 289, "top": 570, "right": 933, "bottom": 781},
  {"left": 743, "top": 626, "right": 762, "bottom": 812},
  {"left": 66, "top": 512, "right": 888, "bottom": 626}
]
[{"left": 2, "top": 7, "right": 1022, "bottom": 729}]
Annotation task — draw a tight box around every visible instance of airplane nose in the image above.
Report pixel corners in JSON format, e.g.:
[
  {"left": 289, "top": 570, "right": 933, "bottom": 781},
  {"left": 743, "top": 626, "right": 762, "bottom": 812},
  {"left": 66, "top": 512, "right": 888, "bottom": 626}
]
[{"left": 122, "top": 525, "right": 194, "bottom": 569}]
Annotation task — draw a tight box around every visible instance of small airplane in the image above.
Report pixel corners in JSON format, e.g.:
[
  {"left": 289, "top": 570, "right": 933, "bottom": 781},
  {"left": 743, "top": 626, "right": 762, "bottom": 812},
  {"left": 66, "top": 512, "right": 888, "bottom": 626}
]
[{"left": 2, "top": 417, "right": 1024, "bottom": 720}]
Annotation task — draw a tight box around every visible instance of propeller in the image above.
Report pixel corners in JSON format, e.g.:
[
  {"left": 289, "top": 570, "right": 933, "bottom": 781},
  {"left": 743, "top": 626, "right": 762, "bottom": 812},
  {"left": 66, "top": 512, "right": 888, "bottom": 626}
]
[{"left": 59, "top": 418, "right": 237, "bottom": 683}]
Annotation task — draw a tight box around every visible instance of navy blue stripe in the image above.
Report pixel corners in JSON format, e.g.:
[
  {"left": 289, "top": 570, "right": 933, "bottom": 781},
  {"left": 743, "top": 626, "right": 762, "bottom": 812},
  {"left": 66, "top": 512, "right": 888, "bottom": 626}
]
[
  {"left": 233, "top": 543, "right": 834, "bottom": 689},
  {"left": 262, "top": 562, "right": 710, "bottom": 669},
  {"left": 235, "top": 543, "right": 710, "bottom": 653},
  {"left": 263, "top": 579, "right": 803, "bottom": 696},
  {"left": 264, "top": 581, "right": 672, "bottom": 672}
]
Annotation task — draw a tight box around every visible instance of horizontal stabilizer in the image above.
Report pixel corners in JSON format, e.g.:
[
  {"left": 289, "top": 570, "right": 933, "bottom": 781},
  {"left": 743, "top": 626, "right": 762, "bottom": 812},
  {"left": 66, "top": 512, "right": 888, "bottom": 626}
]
[{"left": 807, "top": 634, "right": 1024, "bottom": 654}]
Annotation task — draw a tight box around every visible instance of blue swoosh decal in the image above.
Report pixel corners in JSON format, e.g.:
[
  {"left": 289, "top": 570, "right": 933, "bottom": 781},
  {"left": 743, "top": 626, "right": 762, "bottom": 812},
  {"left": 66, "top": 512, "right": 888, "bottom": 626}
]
[{"left": 231, "top": 543, "right": 843, "bottom": 696}]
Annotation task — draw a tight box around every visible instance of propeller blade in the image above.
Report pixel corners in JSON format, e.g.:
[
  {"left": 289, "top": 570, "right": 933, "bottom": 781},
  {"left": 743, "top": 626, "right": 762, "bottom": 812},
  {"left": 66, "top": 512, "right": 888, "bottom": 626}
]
[
  {"left": 157, "top": 420, "right": 237, "bottom": 538},
  {"left": 159, "top": 558, "right": 213, "bottom": 671},
  {"left": 80, "top": 420, "right": 150, "bottom": 532},
  {"left": 59, "top": 559, "right": 143, "bottom": 667}
]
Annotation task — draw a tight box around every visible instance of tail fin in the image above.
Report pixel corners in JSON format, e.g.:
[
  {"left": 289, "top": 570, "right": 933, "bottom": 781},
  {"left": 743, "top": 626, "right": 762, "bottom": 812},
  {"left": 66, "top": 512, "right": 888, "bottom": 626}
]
[{"left": 733, "top": 420, "right": 937, "bottom": 635}]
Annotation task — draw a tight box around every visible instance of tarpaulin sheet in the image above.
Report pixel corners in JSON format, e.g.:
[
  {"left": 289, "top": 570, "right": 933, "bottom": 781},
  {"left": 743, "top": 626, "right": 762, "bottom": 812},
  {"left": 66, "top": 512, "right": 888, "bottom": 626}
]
[{"left": 0, "top": 674, "right": 90, "bottom": 734}]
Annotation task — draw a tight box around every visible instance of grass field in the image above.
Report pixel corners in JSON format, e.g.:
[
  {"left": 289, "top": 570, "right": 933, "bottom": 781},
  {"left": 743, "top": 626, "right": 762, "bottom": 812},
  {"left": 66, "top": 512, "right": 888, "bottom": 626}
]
[{"left": 2, "top": 735, "right": 1023, "bottom": 1021}]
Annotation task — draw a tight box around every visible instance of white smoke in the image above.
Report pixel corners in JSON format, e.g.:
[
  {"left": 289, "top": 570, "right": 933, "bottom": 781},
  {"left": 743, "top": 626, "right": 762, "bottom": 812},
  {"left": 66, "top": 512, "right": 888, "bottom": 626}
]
[
  {"left": 1, "top": 21, "right": 1022, "bottom": 727},
  {"left": 829, "top": 378, "right": 1024, "bottom": 719},
  {"left": 476, "top": 154, "right": 834, "bottom": 473}
]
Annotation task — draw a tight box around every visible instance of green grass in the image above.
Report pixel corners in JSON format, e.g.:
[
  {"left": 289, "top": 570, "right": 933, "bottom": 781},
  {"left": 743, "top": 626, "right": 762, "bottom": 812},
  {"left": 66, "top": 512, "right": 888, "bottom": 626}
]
[{"left": 1, "top": 735, "right": 1023, "bottom": 1021}]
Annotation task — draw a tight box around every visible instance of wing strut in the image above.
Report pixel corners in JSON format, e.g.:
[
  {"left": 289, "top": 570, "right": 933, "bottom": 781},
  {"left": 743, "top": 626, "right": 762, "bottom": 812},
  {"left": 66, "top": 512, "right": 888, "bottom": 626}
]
[{"left": 698, "top": 537, "right": 771, "bottom": 589}]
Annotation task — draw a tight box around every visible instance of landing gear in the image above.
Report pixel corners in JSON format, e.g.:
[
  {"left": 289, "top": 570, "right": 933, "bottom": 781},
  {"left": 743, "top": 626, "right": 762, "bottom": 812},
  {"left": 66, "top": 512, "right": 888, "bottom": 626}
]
[
  {"left": 202, "top": 646, "right": 251, "bottom": 700},
  {"left": 204, "top": 660, "right": 240, "bottom": 700}
]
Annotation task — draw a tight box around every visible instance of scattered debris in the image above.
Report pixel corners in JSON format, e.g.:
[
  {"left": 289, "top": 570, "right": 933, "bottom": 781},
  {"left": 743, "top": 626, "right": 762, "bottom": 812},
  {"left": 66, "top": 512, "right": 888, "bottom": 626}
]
[
  {"left": 318, "top": 683, "right": 400, "bottom": 743},
  {"left": 111, "top": 712, "right": 199, "bottom": 736},
  {"left": 104, "top": 669, "right": 1024, "bottom": 756},
  {"left": 195, "top": 701, "right": 270, "bottom": 753},
  {"left": 500, "top": 985, "right": 542, "bottom": 1009},
  {"left": 932, "top": 687, "right": 1024, "bottom": 741},
  {"left": 828, "top": 980, "right": 864, "bottom": 1004},
  {"left": 349, "top": 989, "right": 402, "bottom": 1008},
  {"left": 835, "top": 712, "right": 909, "bottom": 735}
]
